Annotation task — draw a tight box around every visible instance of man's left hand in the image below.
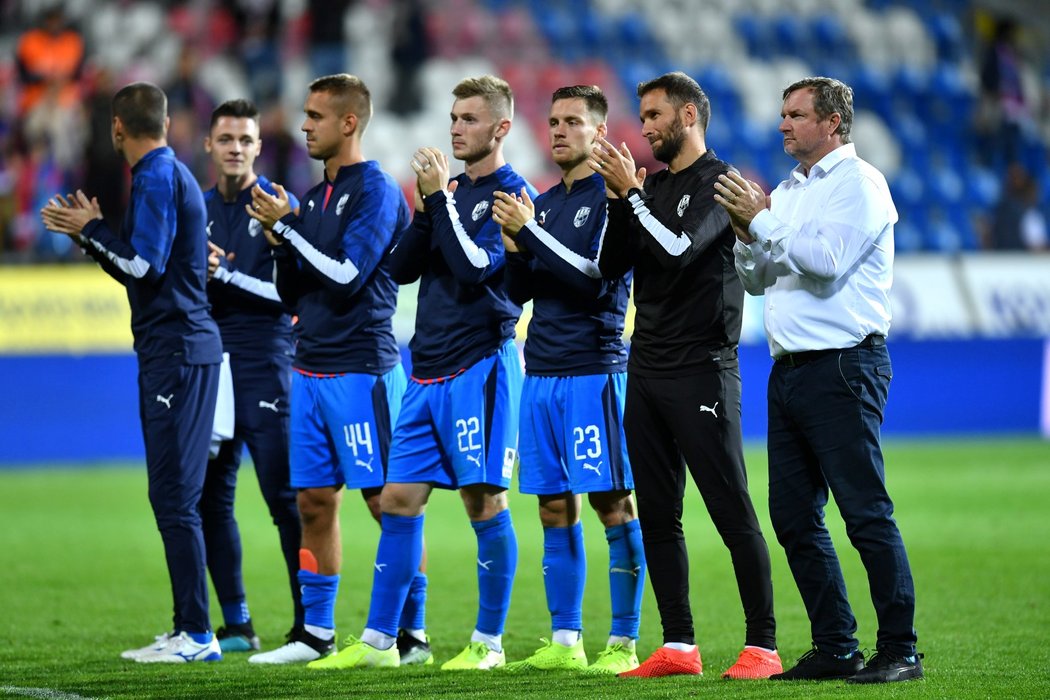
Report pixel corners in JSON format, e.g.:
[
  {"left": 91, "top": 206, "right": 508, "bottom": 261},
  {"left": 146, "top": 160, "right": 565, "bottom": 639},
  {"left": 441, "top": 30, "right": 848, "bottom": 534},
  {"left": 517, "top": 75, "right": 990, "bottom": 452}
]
[
  {"left": 492, "top": 188, "right": 534, "bottom": 236},
  {"left": 715, "top": 172, "right": 766, "bottom": 244}
]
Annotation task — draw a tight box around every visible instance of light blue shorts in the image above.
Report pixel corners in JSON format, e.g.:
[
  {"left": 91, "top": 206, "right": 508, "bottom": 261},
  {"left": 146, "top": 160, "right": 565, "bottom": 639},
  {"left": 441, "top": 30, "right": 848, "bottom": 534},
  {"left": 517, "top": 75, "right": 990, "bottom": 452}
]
[
  {"left": 518, "top": 372, "right": 633, "bottom": 495},
  {"left": 387, "top": 340, "right": 523, "bottom": 490},
  {"left": 289, "top": 365, "right": 407, "bottom": 490}
]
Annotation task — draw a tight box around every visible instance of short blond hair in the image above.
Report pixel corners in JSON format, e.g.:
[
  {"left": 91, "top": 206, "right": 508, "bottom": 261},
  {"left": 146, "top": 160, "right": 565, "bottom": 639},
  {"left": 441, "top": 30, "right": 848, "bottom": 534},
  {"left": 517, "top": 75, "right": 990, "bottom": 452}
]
[{"left": 452, "top": 75, "right": 514, "bottom": 121}]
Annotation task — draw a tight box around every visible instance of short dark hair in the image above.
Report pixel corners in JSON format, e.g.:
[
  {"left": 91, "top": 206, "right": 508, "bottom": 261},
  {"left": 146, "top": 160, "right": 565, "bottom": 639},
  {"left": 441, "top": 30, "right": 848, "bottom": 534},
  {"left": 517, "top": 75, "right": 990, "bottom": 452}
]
[
  {"left": 210, "top": 98, "right": 259, "bottom": 130},
  {"left": 637, "top": 71, "right": 710, "bottom": 131},
  {"left": 453, "top": 75, "right": 514, "bottom": 121},
  {"left": 309, "top": 73, "right": 373, "bottom": 133},
  {"left": 782, "top": 76, "right": 854, "bottom": 143},
  {"left": 551, "top": 85, "right": 608, "bottom": 122},
  {"left": 112, "top": 82, "right": 167, "bottom": 139}
]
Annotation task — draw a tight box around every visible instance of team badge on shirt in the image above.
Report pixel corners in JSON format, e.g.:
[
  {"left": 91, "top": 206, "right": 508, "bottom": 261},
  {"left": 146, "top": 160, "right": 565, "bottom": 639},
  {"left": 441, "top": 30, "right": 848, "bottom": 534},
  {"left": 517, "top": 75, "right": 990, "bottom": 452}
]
[
  {"left": 472, "top": 200, "right": 489, "bottom": 221},
  {"left": 677, "top": 194, "right": 691, "bottom": 217},
  {"left": 538, "top": 209, "right": 550, "bottom": 225},
  {"left": 307, "top": 200, "right": 315, "bottom": 211},
  {"left": 206, "top": 220, "right": 213, "bottom": 237},
  {"left": 248, "top": 218, "right": 262, "bottom": 238},
  {"left": 335, "top": 193, "right": 350, "bottom": 216},
  {"left": 573, "top": 206, "right": 591, "bottom": 228}
]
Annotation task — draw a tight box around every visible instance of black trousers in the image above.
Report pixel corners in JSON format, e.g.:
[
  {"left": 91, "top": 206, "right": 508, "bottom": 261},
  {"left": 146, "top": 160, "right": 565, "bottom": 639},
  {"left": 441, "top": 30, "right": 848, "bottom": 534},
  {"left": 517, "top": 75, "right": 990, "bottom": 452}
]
[
  {"left": 768, "top": 342, "right": 917, "bottom": 657},
  {"left": 624, "top": 367, "right": 776, "bottom": 649}
]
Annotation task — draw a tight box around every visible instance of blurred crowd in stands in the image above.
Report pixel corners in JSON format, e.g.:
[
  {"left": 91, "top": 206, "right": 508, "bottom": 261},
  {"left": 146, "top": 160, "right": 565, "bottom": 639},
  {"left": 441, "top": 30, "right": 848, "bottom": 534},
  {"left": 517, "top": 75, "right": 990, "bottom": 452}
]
[{"left": 0, "top": 0, "right": 1047, "bottom": 263}]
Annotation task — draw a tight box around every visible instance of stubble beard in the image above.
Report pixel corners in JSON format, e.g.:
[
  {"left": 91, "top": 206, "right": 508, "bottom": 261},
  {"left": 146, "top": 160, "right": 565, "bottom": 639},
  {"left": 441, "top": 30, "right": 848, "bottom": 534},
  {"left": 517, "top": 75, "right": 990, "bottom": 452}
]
[{"left": 652, "top": 118, "right": 685, "bottom": 164}]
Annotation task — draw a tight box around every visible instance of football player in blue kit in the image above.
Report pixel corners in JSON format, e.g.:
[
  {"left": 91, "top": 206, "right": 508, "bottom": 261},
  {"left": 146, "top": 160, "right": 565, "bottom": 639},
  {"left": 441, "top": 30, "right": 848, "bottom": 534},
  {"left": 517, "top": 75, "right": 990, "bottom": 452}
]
[
  {"left": 490, "top": 85, "right": 646, "bottom": 675},
  {"left": 313, "top": 75, "right": 537, "bottom": 672},
  {"left": 42, "top": 82, "right": 224, "bottom": 663},
  {"left": 200, "top": 98, "right": 302, "bottom": 653},
  {"left": 244, "top": 74, "right": 422, "bottom": 665}
]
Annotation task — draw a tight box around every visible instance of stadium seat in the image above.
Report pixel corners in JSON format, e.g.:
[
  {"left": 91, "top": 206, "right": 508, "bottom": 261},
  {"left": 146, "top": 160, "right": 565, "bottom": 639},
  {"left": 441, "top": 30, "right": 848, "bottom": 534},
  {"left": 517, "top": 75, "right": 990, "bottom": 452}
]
[
  {"left": 923, "top": 208, "right": 963, "bottom": 252},
  {"left": 967, "top": 166, "right": 1002, "bottom": 210},
  {"left": 927, "top": 12, "right": 965, "bottom": 62},
  {"left": 894, "top": 219, "right": 924, "bottom": 253},
  {"left": 891, "top": 168, "right": 926, "bottom": 217},
  {"left": 929, "top": 164, "right": 965, "bottom": 208},
  {"left": 852, "top": 110, "right": 901, "bottom": 178},
  {"left": 810, "top": 14, "right": 854, "bottom": 65},
  {"left": 773, "top": 14, "right": 809, "bottom": 59},
  {"left": 733, "top": 15, "right": 772, "bottom": 61}
]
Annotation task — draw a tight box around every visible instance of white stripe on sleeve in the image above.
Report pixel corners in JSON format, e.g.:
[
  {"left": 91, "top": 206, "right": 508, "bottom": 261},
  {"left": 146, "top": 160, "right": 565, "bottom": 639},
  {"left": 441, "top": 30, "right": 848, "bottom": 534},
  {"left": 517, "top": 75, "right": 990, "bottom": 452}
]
[
  {"left": 627, "top": 191, "right": 691, "bottom": 257},
  {"left": 213, "top": 265, "right": 282, "bottom": 302},
  {"left": 274, "top": 220, "right": 361, "bottom": 286},
  {"left": 87, "top": 237, "right": 151, "bottom": 278},
  {"left": 444, "top": 192, "right": 492, "bottom": 269},
  {"left": 523, "top": 219, "right": 602, "bottom": 279}
]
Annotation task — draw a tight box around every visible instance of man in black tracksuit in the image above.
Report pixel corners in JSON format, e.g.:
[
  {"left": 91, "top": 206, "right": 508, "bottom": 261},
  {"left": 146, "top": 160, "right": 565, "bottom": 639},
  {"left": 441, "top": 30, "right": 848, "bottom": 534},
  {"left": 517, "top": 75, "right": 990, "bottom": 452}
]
[{"left": 591, "top": 71, "right": 779, "bottom": 680}]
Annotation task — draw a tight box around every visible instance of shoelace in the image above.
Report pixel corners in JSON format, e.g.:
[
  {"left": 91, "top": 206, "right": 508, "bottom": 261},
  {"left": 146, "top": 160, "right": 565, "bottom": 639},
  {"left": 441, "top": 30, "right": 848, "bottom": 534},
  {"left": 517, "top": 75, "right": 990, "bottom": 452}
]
[
  {"left": 864, "top": 651, "right": 916, "bottom": 669},
  {"left": 595, "top": 643, "right": 628, "bottom": 660},
  {"left": 737, "top": 648, "right": 771, "bottom": 664},
  {"left": 794, "top": 648, "right": 821, "bottom": 664}
]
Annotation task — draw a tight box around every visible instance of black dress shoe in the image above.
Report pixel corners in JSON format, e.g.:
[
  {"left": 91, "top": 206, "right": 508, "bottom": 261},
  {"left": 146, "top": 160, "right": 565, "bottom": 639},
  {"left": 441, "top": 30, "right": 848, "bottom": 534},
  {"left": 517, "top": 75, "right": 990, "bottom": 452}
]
[
  {"left": 770, "top": 647, "right": 865, "bottom": 680},
  {"left": 847, "top": 651, "right": 924, "bottom": 684}
]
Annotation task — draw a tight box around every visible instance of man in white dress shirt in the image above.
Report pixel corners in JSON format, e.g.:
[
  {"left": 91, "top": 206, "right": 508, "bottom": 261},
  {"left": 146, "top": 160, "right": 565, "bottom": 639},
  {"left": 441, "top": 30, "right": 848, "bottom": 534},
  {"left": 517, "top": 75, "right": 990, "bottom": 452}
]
[{"left": 714, "top": 76, "right": 922, "bottom": 685}]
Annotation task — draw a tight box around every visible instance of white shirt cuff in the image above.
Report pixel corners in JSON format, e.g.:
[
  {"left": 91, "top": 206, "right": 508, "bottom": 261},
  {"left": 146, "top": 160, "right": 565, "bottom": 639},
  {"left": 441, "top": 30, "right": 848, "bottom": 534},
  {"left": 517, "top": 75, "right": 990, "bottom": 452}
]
[{"left": 750, "top": 209, "right": 778, "bottom": 250}]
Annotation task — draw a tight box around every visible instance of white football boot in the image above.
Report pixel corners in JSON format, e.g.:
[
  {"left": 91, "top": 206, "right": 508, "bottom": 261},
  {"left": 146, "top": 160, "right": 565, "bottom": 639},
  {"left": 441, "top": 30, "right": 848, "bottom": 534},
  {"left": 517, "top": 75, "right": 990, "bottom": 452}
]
[
  {"left": 249, "top": 627, "right": 335, "bottom": 665},
  {"left": 136, "top": 631, "right": 223, "bottom": 663},
  {"left": 121, "top": 632, "right": 173, "bottom": 660}
]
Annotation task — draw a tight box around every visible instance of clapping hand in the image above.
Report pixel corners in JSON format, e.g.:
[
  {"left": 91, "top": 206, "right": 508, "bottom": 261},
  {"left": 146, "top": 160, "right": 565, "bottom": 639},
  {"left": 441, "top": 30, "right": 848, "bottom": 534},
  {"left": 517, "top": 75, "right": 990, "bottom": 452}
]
[{"left": 41, "top": 190, "right": 102, "bottom": 236}]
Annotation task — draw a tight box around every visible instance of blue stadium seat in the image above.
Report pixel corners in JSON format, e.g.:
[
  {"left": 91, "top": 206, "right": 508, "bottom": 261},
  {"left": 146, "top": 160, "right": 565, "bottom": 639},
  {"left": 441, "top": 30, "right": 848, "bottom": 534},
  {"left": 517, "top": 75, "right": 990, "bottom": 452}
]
[
  {"left": 929, "top": 164, "right": 965, "bottom": 208},
  {"left": 575, "top": 13, "right": 607, "bottom": 57},
  {"left": 811, "top": 15, "right": 854, "bottom": 65},
  {"left": 895, "top": 114, "right": 931, "bottom": 173},
  {"left": 927, "top": 12, "right": 965, "bottom": 62},
  {"left": 773, "top": 15, "right": 808, "bottom": 59},
  {"left": 967, "top": 166, "right": 1002, "bottom": 210},
  {"left": 894, "top": 218, "right": 924, "bottom": 253},
  {"left": 923, "top": 208, "right": 963, "bottom": 252},
  {"left": 948, "top": 207, "right": 980, "bottom": 250},
  {"left": 534, "top": 9, "right": 578, "bottom": 60},
  {"left": 613, "top": 57, "right": 667, "bottom": 102},
  {"left": 851, "top": 64, "right": 892, "bottom": 116},
  {"left": 892, "top": 64, "right": 930, "bottom": 104},
  {"left": 891, "top": 168, "right": 926, "bottom": 215},
  {"left": 696, "top": 64, "right": 742, "bottom": 122},
  {"left": 616, "top": 13, "right": 653, "bottom": 52},
  {"left": 733, "top": 15, "right": 772, "bottom": 61}
]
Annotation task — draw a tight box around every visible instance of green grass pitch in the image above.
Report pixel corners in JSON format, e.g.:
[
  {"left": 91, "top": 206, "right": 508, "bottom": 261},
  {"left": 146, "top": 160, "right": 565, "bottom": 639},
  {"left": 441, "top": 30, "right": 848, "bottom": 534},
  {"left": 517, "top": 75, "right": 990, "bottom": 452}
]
[{"left": 1, "top": 438, "right": 1048, "bottom": 699}]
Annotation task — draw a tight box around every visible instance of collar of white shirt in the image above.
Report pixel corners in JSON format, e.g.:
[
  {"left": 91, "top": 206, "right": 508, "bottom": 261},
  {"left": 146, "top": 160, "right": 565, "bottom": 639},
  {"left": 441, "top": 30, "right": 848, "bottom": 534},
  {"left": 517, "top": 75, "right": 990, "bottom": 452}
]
[{"left": 790, "top": 143, "right": 857, "bottom": 184}]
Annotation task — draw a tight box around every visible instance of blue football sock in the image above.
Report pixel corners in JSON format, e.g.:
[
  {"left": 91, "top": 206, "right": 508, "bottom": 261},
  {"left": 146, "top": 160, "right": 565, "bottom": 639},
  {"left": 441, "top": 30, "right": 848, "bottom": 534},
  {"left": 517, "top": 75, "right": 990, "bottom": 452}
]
[
  {"left": 299, "top": 569, "right": 339, "bottom": 631},
  {"left": 471, "top": 509, "right": 517, "bottom": 636},
  {"left": 398, "top": 572, "right": 428, "bottom": 631},
  {"left": 366, "top": 513, "right": 424, "bottom": 637},
  {"left": 607, "top": 519, "right": 646, "bottom": 639},
  {"left": 220, "top": 600, "right": 250, "bottom": 627},
  {"left": 543, "top": 523, "right": 585, "bottom": 632}
]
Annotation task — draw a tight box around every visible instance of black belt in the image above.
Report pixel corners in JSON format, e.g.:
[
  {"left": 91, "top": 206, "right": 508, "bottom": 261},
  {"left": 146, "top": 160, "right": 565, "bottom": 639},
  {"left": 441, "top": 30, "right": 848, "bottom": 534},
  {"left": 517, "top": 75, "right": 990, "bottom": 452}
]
[{"left": 776, "top": 334, "right": 886, "bottom": 368}]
